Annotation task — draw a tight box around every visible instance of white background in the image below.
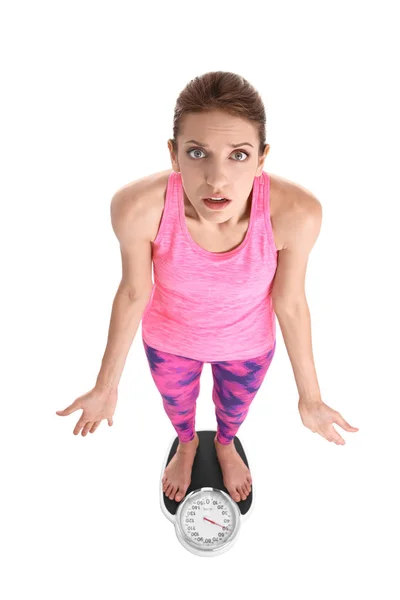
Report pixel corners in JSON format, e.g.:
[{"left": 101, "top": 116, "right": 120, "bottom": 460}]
[{"left": 1, "top": 0, "right": 399, "bottom": 598}]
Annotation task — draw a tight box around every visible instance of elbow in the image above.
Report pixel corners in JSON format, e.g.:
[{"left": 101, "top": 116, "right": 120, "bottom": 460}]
[
  {"left": 118, "top": 282, "right": 153, "bottom": 304},
  {"left": 272, "top": 294, "right": 308, "bottom": 315}
]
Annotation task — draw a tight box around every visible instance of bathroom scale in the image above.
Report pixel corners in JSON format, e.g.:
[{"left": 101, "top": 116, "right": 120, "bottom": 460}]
[{"left": 160, "top": 429, "right": 255, "bottom": 557}]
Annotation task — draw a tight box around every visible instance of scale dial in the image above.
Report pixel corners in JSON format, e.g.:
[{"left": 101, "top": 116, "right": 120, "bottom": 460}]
[{"left": 175, "top": 487, "right": 241, "bottom": 556}]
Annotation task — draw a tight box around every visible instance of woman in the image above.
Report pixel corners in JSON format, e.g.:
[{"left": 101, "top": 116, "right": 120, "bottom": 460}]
[{"left": 56, "top": 71, "right": 359, "bottom": 504}]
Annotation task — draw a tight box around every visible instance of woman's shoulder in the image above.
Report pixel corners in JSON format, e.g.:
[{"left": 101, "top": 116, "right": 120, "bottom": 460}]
[
  {"left": 112, "top": 169, "right": 173, "bottom": 243},
  {"left": 269, "top": 173, "right": 322, "bottom": 250}
]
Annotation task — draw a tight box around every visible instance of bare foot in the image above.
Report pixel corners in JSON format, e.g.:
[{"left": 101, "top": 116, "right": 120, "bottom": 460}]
[
  {"left": 162, "top": 432, "right": 199, "bottom": 502},
  {"left": 214, "top": 435, "right": 252, "bottom": 502}
]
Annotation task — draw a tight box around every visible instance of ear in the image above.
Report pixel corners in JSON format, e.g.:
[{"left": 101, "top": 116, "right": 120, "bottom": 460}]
[
  {"left": 256, "top": 144, "right": 270, "bottom": 176},
  {"left": 167, "top": 139, "right": 180, "bottom": 173}
]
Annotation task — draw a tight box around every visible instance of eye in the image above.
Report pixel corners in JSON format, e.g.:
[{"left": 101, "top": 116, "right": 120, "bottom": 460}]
[
  {"left": 187, "top": 148, "right": 206, "bottom": 159},
  {"left": 186, "top": 148, "right": 249, "bottom": 161},
  {"left": 232, "top": 150, "right": 249, "bottom": 161}
]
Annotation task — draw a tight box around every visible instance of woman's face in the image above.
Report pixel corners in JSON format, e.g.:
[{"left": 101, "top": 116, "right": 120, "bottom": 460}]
[{"left": 168, "top": 109, "right": 269, "bottom": 226}]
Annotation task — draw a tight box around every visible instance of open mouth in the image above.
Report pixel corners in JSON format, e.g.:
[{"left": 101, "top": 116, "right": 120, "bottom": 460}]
[{"left": 203, "top": 198, "right": 232, "bottom": 209}]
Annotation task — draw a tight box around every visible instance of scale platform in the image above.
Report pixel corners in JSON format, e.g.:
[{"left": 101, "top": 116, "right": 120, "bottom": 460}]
[{"left": 160, "top": 430, "right": 254, "bottom": 523}]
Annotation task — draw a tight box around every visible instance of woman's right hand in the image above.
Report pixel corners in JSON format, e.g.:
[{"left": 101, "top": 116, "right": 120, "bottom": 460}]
[{"left": 56, "top": 386, "right": 118, "bottom": 436}]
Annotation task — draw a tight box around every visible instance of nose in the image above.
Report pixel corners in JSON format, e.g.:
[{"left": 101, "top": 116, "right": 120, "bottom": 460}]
[{"left": 205, "top": 170, "right": 228, "bottom": 193}]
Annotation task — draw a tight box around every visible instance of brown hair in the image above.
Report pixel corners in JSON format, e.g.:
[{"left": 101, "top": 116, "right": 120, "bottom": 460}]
[{"left": 171, "top": 71, "right": 267, "bottom": 157}]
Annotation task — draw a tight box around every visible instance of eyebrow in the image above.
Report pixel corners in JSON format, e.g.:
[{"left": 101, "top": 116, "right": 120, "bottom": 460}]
[{"left": 184, "top": 139, "right": 254, "bottom": 148}]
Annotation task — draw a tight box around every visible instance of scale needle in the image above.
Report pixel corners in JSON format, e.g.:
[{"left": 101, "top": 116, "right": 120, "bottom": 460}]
[{"left": 203, "top": 517, "right": 231, "bottom": 531}]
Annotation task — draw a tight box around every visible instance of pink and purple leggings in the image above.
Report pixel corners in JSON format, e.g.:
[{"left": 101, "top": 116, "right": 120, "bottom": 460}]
[{"left": 142, "top": 339, "right": 276, "bottom": 445}]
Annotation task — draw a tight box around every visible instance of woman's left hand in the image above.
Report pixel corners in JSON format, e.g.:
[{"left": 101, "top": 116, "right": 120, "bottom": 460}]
[{"left": 298, "top": 398, "right": 359, "bottom": 445}]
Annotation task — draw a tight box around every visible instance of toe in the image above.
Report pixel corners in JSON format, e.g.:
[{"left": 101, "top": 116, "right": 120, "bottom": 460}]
[
  {"left": 176, "top": 483, "right": 189, "bottom": 502},
  {"left": 232, "top": 490, "right": 241, "bottom": 502},
  {"left": 169, "top": 487, "right": 176, "bottom": 499}
]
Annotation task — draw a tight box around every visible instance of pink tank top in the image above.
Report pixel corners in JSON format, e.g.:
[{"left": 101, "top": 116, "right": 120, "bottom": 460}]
[{"left": 141, "top": 170, "right": 278, "bottom": 362}]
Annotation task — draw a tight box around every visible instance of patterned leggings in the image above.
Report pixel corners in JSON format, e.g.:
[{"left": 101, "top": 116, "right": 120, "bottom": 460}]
[{"left": 142, "top": 339, "right": 276, "bottom": 445}]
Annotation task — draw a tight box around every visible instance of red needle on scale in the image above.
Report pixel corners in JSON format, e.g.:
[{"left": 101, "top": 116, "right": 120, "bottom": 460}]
[{"left": 203, "top": 517, "right": 231, "bottom": 531}]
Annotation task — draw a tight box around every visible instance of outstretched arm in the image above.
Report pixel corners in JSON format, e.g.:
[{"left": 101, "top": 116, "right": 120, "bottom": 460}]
[
  {"left": 271, "top": 190, "right": 323, "bottom": 404},
  {"left": 271, "top": 189, "right": 359, "bottom": 445}
]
